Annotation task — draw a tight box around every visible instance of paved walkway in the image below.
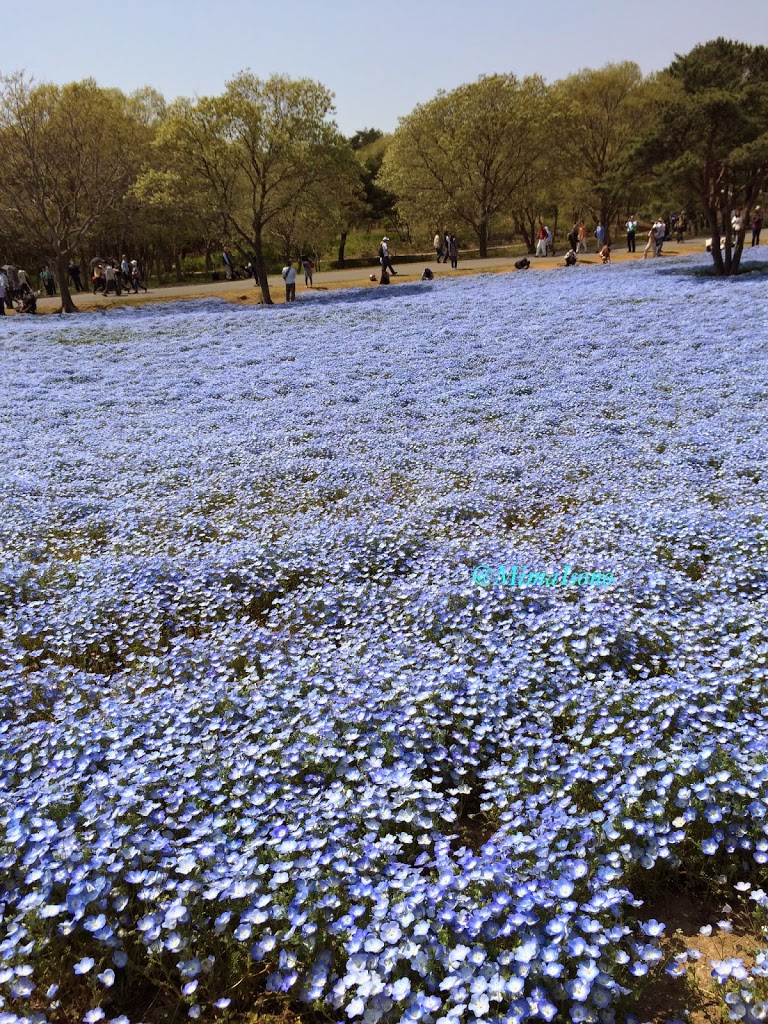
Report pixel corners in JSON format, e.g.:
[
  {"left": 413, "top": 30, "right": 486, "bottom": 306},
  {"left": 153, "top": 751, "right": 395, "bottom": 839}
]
[{"left": 27, "top": 239, "right": 706, "bottom": 314}]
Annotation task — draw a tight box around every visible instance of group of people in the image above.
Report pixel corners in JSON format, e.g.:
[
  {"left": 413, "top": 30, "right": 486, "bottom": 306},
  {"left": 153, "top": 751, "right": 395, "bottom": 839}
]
[
  {"left": 433, "top": 232, "right": 459, "bottom": 269},
  {"left": 91, "top": 256, "right": 147, "bottom": 295},
  {"left": 0, "top": 265, "right": 37, "bottom": 314}
]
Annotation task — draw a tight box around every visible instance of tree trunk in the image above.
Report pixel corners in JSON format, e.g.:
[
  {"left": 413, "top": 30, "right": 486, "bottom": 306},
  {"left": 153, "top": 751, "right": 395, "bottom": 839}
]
[
  {"left": 56, "top": 252, "right": 78, "bottom": 313},
  {"left": 338, "top": 231, "right": 347, "bottom": 268},
  {"left": 478, "top": 218, "right": 489, "bottom": 259},
  {"left": 708, "top": 207, "right": 725, "bottom": 276},
  {"left": 252, "top": 229, "right": 273, "bottom": 305}
]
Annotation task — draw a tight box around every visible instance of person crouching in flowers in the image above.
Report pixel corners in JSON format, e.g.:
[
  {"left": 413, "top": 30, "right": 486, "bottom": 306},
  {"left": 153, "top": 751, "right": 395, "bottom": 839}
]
[{"left": 600, "top": 243, "right": 611, "bottom": 264}]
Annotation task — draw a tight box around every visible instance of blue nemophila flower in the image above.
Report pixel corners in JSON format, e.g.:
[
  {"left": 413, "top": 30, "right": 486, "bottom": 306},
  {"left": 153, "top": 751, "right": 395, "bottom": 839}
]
[
  {"left": 2, "top": 256, "right": 768, "bottom": 1024},
  {"left": 74, "top": 958, "right": 95, "bottom": 975}
]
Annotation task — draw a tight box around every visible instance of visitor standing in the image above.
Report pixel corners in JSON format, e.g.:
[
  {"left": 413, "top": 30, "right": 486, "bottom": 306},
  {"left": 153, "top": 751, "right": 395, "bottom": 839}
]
[
  {"left": 222, "top": 248, "right": 235, "bottom": 281},
  {"left": 281, "top": 259, "right": 297, "bottom": 302},
  {"left": 448, "top": 235, "right": 458, "bottom": 269},
  {"left": 576, "top": 222, "right": 588, "bottom": 253},
  {"left": 568, "top": 223, "right": 579, "bottom": 252},
  {"left": 595, "top": 221, "right": 605, "bottom": 251},
  {"left": 434, "top": 232, "right": 443, "bottom": 262},
  {"left": 40, "top": 266, "right": 56, "bottom": 296},
  {"left": 752, "top": 207, "right": 764, "bottom": 247},
  {"left": 535, "top": 223, "right": 547, "bottom": 257},
  {"left": 68, "top": 262, "right": 83, "bottom": 292},
  {"left": 654, "top": 218, "right": 665, "bottom": 256},
  {"left": 625, "top": 215, "right": 637, "bottom": 252},
  {"left": 0, "top": 273, "right": 5, "bottom": 314},
  {"left": 300, "top": 255, "right": 314, "bottom": 287}
]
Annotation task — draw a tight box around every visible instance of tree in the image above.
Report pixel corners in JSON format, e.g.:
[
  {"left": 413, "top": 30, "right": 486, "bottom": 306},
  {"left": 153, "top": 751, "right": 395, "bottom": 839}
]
[
  {"left": 0, "top": 74, "right": 143, "bottom": 312},
  {"left": 636, "top": 39, "right": 768, "bottom": 275},
  {"left": 159, "top": 73, "right": 355, "bottom": 304},
  {"left": 553, "top": 63, "right": 648, "bottom": 243},
  {"left": 380, "top": 74, "right": 548, "bottom": 257}
]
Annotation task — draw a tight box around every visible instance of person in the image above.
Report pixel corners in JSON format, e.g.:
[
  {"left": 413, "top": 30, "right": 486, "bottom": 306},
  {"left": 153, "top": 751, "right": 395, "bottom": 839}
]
[
  {"left": 0, "top": 272, "right": 5, "bottom": 314},
  {"left": 68, "top": 262, "right": 83, "bottom": 292},
  {"left": 595, "top": 221, "right": 605, "bottom": 251},
  {"left": 514, "top": 258, "right": 531, "bottom": 270},
  {"left": 599, "top": 243, "right": 611, "bottom": 264},
  {"left": 625, "top": 215, "right": 637, "bottom": 252},
  {"left": 576, "top": 222, "right": 588, "bottom": 253},
  {"left": 19, "top": 292, "right": 37, "bottom": 314},
  {"left": 434, "top": 232, "right": 444, "bottom": 263},
  {"left": 281, "top": 259, "right": 297, "bottom": 302},
  {"left": 222, "top": 248, "right": 235, "bottom": 281},
  {"left": 448, "top": 235, "right": 458, "bottom": 269},
  {"left": 131, "top": 260, "right": 147, "bottom": 293},
  {"left": 300, "top": 255, "right": 314, "bottom": 287},
  {"left": 567, "top": 223, "right": 579, "bottom": 252},
  {"left": 103, "top": 261, "right": 118, "bottom": 295},
  {"left": 421, "top": 267, "right": 434, "bottom": 280},
  {"left": 444, "top": 231, "right": 451, "bottom": 260},
  {"left": 0, "top": 269, "right": 11, "bottom": 309},
  {"left": 378, "top": 237, "right": 397, "bottom": 276},
  {"left": 731, "top": 211, "right": 743, "bottom": 236},
  {"left": 654, "top": 218, "right": 666, "bottom": 256},
  {"left": 535, "top": 223, "right": 547, "bottom": 257},
  {"left": 16, "top": 269, "right": 31, "bottom": 296},
  {"left": 563, "top": 249, "right": 577, "bottom": 266},
  {"left": 642, "top": 225, "right": 657, "bottom": 258},
  {"left": 120, "top": 255, "right": 132, "bottom": 290},
  {"left": 675, "top": 212, "right": 686, "bottom": 244},
  {"left": 92, "top": 262, "right": 105, "bottom": 293},
  {"left": 379, "top": 269, "right": 390, "bottom": 284},
  {"left": 752, "top": 206, "right": 764, "bottom": 247},
  {"left": 40, "top": 266, "right": 56, "bottom": 296}
]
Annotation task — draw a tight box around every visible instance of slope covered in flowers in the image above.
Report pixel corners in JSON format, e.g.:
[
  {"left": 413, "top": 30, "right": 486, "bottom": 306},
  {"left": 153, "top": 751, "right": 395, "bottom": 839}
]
[{"left": 1, "top": 255, "right": 768, "bottom": 1024}]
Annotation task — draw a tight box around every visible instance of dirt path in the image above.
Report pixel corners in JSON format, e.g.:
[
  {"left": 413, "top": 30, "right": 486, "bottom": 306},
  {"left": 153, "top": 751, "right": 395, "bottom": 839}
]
[{"left": 16, "top": 240, "right": 705, "bottom": 316}]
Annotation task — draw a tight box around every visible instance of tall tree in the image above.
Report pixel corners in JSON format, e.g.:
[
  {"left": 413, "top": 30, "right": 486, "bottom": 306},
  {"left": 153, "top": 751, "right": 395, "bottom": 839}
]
[
  {"left": 159, "top": 73, "right": 356, "bottom": 304},
  {"left": 0, "top": 74, "right": 143, "bottom": 312},
  {"left": 635, "top": 39, "right": 768, "bottom": 275},
  {"left": 553, "top": 62, "right": 648, "bottom": 241},
  {"left": 380, "top": 74, "right": 549, "bottom": 257}
]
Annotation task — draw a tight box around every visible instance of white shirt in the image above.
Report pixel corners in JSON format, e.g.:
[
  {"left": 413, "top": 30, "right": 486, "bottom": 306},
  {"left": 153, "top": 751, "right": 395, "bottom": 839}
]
[
  {"left": 626, "top": 219, "right": 637, "bottom": 232},
  {"left": 381, "top": 241, "right": 390, "bottom": 258},
  {"left": 104, "top": 265, "right": 116, "bottom": 281},
  {"left": 282, "top": 266, "right": 297, "bottom": 284},
  {"left": 434, "top": 234, "right": 441, "bottom": 248}
]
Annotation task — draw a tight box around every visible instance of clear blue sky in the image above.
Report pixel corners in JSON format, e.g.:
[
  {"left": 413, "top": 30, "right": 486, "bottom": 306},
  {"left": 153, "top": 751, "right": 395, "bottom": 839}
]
[{"left": 10, "top": 0, "right": 768, "bottom": 136}]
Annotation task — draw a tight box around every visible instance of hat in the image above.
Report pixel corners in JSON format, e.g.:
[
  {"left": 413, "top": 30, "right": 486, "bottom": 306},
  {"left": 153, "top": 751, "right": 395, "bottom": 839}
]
[
  {"left": 130, "top": 260, "right": 137, "bottom": 266},
  {"left": 382, "top": 236, "right": 389, "bottom": 241}
]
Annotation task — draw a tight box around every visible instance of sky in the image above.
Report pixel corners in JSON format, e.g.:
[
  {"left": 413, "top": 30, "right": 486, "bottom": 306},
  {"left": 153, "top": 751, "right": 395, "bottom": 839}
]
[{"left": 8, "top": 0, "right": 768, "bottom": 136}]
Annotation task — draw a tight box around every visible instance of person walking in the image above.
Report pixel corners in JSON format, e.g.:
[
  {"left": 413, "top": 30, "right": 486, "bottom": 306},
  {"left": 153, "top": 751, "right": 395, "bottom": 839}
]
[
  {"left": 642, "top": 225, "right": 657, "bottom": 258},
  {"left": 752, "top": 206, "right": 764, "bottom": 247},
  {"left": 576, "top": 222, "right": 588, "bottom": 253},
  {"left": 654, "top": 218, "right": 666, "bottom": 256},
  {"left": 434, "top": 232, "right": 444, "bottom": 263},
  {"left": 378, "top": 237, "right": 398, "bottom": 276},
  {"left": 281, "top": 259, "right": 297, "bottom": 302},
  {"left": 130, "top": 260, "right": 148, "bottom": 293},
  {"left": 68, "top": 262, "right": 83, "bottom": 292},
  {"left": 448, "top": 235, "right": 458, "bottom": 269},
  {"left": 594, "top": 221, "right": 605, "bottom": 251},
  {"left": 625, "top": 215, "right": 637, "bottom": 252}
]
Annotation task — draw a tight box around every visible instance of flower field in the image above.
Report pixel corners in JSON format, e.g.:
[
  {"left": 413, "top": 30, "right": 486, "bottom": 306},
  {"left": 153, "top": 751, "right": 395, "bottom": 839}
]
[{"left": 1, "top": 255, "right": 768, "bottom": 1024}]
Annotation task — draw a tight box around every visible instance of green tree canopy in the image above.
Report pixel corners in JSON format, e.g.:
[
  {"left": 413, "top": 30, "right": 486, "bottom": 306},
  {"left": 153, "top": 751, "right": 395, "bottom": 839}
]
[
  {"left": 380, "top": 74, "right": 549, "bottom": 257},
  {"left": 635, "top": 38, "right": 768, "bottom": 274},
  {"left": 159, "top": 73, "right": 357, "bottom": 304},
  {"left": 0, "top": 73, "right": 144, "bottom": 311}
]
